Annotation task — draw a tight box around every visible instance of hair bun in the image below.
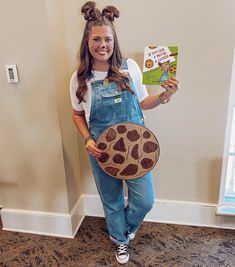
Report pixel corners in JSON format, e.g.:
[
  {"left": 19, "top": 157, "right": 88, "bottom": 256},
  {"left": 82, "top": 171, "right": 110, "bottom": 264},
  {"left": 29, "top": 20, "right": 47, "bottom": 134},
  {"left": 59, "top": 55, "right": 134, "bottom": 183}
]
[
  {"left": 81, "top": 1, "right": 101, "bottom": 21},
  {"left": 102, "top": 6, "right": 119, "bottom": 22}
]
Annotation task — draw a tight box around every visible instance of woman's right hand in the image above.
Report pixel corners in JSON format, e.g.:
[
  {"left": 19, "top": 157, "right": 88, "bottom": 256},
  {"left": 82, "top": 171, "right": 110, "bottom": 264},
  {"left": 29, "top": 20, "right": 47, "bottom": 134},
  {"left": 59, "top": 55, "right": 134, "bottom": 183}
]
[{"left": 85, "top": 138, "right": 103, "bottom": 158}]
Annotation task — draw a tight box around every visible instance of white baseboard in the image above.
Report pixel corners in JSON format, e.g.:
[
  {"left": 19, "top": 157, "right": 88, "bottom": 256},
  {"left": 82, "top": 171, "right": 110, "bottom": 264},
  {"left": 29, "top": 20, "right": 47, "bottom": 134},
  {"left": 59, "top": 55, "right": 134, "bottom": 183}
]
[
  {"left": 1, "top": 194, "right": 235, "bottom": 239},
  {"left": 1, "top": 208, "right": 74, "bottom": 238},
  {"left": 146, "top": 199, "right": 235, "bottom": 230},
  {"left": 0, "top": 197, "right": 85, "bottom": 238},
  {"left": 82, "top": 194, "right": 235, "bottom": 230}
]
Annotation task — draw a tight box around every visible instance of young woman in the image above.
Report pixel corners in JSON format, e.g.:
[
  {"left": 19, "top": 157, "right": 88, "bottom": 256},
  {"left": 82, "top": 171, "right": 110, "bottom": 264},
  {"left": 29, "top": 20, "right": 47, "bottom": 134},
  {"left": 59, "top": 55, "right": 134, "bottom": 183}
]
[{"left": 70, "top": 2, "right": 179, "bottom": 264}]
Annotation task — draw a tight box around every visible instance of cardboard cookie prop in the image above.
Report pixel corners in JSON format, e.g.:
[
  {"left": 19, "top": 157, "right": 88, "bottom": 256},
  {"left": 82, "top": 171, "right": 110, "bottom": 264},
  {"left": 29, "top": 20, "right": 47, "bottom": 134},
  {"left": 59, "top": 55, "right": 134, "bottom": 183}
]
[{"left": 96, "top": 122, "right": 160, "bottom": 179}]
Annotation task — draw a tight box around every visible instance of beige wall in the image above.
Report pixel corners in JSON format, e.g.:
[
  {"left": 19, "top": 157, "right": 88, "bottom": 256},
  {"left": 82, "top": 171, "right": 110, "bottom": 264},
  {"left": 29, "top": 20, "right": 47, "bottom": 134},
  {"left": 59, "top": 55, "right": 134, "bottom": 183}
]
[
  {"left": 0, "top": 0, "right": 81, "bottom": 213},
  {"left": 0, "top": 0, "right": 234, "bottom": 217},
  {"left": 64, "top": 0, "right": 235, "bottom": 203},
  {"left": 0, "top": 194, "right": 2, "bottom": 207},
  {"left": 45, "top": 0, "right": 82, "bottom": 211}
]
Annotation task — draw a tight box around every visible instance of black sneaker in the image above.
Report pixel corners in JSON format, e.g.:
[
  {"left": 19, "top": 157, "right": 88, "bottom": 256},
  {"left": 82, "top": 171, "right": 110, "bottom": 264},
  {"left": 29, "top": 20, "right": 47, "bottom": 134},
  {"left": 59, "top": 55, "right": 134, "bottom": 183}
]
[{"left": 115, "top": 243, "right": 129, "bottom": 264}]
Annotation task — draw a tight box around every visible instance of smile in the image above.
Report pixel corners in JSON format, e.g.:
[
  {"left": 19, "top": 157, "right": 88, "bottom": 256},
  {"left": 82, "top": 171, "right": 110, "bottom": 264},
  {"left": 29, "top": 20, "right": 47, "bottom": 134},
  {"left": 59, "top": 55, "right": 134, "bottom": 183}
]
[{"left": 97, "top": 50, "right": 108, "bottom": 55}]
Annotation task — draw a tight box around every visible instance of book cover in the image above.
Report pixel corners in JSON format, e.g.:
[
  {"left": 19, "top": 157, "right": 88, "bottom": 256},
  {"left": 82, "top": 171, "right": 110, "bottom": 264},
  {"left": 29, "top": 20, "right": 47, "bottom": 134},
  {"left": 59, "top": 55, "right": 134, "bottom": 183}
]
[{"left": 143, "top": 46, "right": 178, "bottom": 85}]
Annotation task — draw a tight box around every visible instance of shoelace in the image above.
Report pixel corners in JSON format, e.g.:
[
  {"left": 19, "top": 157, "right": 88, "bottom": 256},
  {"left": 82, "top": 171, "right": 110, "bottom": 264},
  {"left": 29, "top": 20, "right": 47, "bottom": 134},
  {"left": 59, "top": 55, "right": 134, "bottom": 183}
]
[{"left": 116, "top": 244, "right": 127, "bottom": 255}]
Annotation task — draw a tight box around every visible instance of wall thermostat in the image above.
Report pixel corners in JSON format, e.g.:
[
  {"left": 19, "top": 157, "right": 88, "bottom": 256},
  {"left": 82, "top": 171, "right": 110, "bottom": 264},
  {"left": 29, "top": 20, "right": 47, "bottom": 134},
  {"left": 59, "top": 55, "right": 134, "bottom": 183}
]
[{"left": 5, "top": 64, "right": 19, "bottom": 83}]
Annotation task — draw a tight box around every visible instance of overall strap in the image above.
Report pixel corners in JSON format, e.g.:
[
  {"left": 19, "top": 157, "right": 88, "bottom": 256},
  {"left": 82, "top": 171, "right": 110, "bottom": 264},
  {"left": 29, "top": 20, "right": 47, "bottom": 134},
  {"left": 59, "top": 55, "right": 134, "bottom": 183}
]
[
  {"left": 120, "top": 58, "right": 145, "bottom": 124},
  {"left": 120, "top": 58, "right": 138, "bottom": 95},
  {"left": 120, "top": 58, "right": 128, "bottom": 71}
]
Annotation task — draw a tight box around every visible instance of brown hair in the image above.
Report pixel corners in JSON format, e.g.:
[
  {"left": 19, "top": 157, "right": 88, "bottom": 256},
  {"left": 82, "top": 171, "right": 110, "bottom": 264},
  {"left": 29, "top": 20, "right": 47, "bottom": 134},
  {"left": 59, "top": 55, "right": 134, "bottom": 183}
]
[{"left": 76, "top": 1, "right": 133, "bottom": 103}]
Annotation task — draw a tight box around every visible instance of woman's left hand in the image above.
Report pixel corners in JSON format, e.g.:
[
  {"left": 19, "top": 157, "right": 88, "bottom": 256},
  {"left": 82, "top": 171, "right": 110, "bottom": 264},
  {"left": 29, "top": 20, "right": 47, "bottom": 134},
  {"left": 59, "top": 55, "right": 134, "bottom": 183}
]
[{"left": 160, "top": 77, "right": 180, "bottom": 99}]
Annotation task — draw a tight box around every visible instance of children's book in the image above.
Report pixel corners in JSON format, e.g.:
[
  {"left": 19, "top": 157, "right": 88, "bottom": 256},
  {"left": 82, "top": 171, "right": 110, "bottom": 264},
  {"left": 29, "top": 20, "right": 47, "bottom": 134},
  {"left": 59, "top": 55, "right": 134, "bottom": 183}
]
[{"left": 142, "top": 46, "right": 178, "bottom": 85}]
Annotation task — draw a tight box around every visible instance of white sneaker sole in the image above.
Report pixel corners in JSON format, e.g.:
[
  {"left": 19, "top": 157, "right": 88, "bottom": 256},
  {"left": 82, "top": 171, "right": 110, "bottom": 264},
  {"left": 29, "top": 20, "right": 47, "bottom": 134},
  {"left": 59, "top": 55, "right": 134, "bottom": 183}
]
[
  {"left": 129, "top": 232, "right": 136, "bottom": 241},
  {"left": 115, "top": 253, "right": 129, "bottom": 264}
]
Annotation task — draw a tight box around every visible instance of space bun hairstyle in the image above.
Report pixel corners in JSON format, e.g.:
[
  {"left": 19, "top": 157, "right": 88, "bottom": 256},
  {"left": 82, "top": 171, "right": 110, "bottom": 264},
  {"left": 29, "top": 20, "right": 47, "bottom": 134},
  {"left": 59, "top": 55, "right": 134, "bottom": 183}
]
[
  {"left": 76, "top": 2, "right": 133, "bottom": 103},
  {"left": 102, "top": 6, "right": 119, "bottom": 22},
  {"left": 81, "top": 1, "right": 101, "bottom": 21}
]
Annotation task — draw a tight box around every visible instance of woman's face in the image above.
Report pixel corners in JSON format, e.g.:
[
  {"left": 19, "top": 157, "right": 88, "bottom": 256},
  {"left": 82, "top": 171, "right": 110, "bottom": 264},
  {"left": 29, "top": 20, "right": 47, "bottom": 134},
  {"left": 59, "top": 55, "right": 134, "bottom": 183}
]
[{"left": 88, "top": 25, "right": 114, "bottom": 66}]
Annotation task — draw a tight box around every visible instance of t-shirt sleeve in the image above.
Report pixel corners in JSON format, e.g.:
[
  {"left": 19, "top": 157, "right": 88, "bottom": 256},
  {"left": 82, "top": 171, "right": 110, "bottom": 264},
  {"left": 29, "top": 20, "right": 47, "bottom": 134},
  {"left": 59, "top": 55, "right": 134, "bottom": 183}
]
[
  {"left": 69, "top": 71, "right": 84, "bottom": 112},
  {"left": 127, "top": 58, "right": 148, "bottom": 102}
]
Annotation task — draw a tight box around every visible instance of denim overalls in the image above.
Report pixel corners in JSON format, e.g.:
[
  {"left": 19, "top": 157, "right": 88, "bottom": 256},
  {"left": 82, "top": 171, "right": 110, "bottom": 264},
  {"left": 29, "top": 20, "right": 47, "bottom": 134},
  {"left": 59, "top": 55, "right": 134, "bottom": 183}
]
[{"left": 88, "top": 60, "right": 154, "bottom": 245}]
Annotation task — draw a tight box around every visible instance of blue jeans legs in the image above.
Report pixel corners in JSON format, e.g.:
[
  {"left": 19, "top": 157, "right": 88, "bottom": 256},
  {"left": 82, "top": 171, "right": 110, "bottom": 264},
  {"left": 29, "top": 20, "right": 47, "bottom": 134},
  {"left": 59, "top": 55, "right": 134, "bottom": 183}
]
[{"left": 89, "top": 155, "right": 155, "bottom": 244}]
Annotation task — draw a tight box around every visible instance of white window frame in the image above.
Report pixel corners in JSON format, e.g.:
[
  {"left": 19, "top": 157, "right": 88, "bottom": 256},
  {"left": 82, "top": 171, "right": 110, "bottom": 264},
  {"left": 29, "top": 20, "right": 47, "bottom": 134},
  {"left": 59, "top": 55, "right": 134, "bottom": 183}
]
[{"left": 217, "top": 49, "right": 235, "bottom": 216}]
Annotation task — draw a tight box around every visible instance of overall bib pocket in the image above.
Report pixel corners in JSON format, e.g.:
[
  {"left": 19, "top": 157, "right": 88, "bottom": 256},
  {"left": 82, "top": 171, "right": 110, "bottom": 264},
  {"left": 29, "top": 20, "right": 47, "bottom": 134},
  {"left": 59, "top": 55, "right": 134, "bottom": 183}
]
[{"left": 93, "top": 87, "right": 131, "bottom": 123}]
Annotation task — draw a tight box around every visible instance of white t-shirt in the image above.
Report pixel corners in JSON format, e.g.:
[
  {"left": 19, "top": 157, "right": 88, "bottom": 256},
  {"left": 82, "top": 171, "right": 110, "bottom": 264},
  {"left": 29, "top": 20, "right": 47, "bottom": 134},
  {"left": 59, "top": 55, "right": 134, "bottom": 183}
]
[{"left": 70, "top": 58, "right": 148, "bottom": 125}]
